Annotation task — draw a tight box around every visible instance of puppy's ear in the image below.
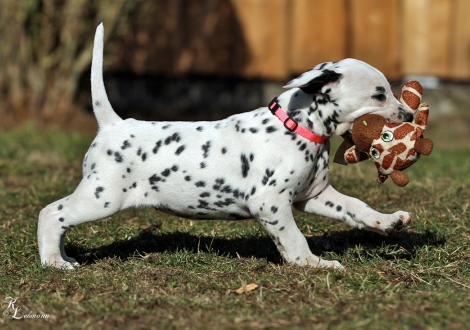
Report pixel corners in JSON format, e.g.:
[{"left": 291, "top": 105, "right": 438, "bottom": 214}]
[{"left": 284, "top": 65, "right": 342, "bottom": 94}]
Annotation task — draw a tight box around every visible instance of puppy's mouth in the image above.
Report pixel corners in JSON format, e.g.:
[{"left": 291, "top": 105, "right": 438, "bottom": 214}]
[{"left": 377, "top": 105, "right": 414, "bottom": 124}]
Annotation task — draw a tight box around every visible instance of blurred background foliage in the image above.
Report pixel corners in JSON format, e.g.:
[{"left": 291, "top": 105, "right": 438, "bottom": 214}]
[{"left": 0, "top": 0, "right": 469, "bottom": 133}]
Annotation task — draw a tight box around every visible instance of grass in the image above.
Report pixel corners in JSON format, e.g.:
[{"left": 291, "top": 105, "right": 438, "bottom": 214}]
[{"left": 0, "top": 118, "right": 469, "bottom": 329}]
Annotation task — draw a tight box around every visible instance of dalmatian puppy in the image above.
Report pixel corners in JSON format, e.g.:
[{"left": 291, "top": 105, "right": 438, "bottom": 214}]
[{"left": 38, "top": 24, "right": 413, "bottom": 270}]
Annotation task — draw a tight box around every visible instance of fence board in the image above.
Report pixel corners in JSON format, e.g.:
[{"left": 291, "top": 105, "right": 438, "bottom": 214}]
[
  {"left": 231, "top": 0, "right": 289, "bottom": 79},
  {"left": 350, "top": 0, "right": 400, "bottom": 80},
  {"left": 402, "top": 0, "right": 452, "bottom": 77},
  {"left": 450, "top": 0, "right": 470, "bottom": 79},
  {"left": 289, "top": 0, "right": 346, "bottom": 74}
]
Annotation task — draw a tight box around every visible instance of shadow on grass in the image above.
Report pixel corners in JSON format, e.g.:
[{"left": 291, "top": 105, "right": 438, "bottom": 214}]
[{"left": 67, "top": 224, "right": 445, "bottom": 266}]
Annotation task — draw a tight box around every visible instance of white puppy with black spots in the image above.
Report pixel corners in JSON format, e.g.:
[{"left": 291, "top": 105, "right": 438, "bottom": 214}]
[{"left": 38, "top": 24, "right": 414, "bottom": 270}]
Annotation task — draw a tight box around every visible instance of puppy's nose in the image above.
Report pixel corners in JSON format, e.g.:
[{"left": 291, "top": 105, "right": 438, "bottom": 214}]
[{"left": 402, "top": 112, "right": 414, "bottom": 122}]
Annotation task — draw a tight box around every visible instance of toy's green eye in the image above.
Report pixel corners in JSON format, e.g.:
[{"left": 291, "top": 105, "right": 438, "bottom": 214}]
[
  {"left": 371, "top": 147, "right": 381, "bottom": 159},
  {"left": 381, "top": 130, "right": 394, "bottom": 142}
]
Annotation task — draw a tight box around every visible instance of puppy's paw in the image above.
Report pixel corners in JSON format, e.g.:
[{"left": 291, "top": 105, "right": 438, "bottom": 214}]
[
  {"left": 304, "top": 256, "right": 345, "bottom": 271},
  {"left": 42, "top": 258, "right": 79, "bottom": 270},
  {"left": 384, "top": 211, "right": 411, "bottom": 235},
  {"left": 321, "top": 259, "right": 345, "bottom": 271}
]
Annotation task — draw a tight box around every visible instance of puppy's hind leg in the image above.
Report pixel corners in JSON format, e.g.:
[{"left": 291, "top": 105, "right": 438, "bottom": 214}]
[
  {"left": 257, "top": 203, "right": 344, "bottom": 270},
  {"left": 38, "top": 179, "right": 123, "bottom": 269},
  {"left": 294, "top": 185, "right": 411, "bottom": 235}
]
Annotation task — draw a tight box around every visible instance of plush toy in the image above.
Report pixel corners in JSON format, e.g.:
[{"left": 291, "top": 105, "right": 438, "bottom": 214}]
[{"left": 343, "top": 81, "right": 433, "bottom": 187}]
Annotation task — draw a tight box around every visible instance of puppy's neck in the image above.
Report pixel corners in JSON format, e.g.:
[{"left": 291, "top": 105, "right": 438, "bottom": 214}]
[{"left": 277, "top": 89, "right": 350, "bottom": 138}]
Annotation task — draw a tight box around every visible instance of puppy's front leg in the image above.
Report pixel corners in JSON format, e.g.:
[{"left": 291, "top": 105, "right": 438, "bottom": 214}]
[
  {"left": 257, "top": 204, "right": 344, "bottom": 270},
  {"left": 294, "top": 185, "right": 411, "bottom": 235}
]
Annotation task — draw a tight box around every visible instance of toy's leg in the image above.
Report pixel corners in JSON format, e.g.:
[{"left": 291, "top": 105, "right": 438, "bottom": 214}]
[{"left": 294, "top": 185, "right": 411, "bottom": 235}]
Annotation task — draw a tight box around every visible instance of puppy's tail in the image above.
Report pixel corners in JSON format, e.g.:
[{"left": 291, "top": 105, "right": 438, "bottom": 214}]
[{"left": 91, "top": 23, "right": 122, "bottom": 129}]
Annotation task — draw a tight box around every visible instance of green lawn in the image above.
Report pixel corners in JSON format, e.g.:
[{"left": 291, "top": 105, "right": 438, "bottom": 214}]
[{"left": 0, "top": 120, "right": 469, "bottom": 329}]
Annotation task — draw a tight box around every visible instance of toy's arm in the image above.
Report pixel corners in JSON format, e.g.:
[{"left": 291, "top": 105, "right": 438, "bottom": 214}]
[{"left": 344, "top": 146, "right": 370, "bottom": 164}]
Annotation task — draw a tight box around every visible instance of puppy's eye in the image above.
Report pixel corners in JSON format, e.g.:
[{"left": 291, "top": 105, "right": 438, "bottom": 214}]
[
  {"left": 381, "top": 130, "right": 394, "bottom": 142},
  {"left": 370, "top": 147, "right": 381, "bottom": 159},
  {"left": 372, "top": 93, "right": 386, "bottom": 102}
]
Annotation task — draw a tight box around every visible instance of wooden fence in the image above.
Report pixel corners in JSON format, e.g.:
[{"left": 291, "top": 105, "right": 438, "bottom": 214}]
[{"left": 117, "top": 0, "right": 470, "bottom": 81}]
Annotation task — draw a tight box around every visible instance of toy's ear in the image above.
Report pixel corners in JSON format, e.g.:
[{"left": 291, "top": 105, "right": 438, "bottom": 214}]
[{"left": 284, "top": 63, "right": 342, "bottom": 94}]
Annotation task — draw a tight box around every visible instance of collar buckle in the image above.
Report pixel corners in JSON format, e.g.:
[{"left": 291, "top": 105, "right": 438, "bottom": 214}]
[{"left": 283, "top": 117, "right": 298, "bottom": 132}]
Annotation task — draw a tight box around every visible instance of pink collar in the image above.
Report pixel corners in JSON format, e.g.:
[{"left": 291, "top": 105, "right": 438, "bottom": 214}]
[{"left": 268, "top": 98, "right": 327, "bottom": 144}]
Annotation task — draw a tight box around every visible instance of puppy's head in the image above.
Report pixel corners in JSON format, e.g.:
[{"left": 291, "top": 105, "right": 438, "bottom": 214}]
[{"left": 283, "top": 59, "right": 413, "bottom": 135}]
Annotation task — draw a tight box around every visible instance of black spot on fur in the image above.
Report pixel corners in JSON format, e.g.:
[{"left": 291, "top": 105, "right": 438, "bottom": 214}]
[
  {"left": 214, "top": 198, "right": 235, "bottom": 208},
  {"left": 195, "top": 181, "right": 206, "bottom": 187},
  {"left": 58, "top": 204, "right": 63, "bottom": 210},
  {"left": 171, "top": 165, "right": 178, "bottom": 172},
  {"left": 336, "top": 205, "right": 342, "bottom": 212},
  {"left": 196, "top": 126, "right": 203, "bottom": 131},
  {"left": 161, "top": 169, "right": 171, "bottom": 177},
  {"left": 347, "top": 212, "right": 356, "bottom": 219},
  {"left": 202, "top": 141, "right": 211, "bottom": 158},
  {"left": 153, "top": 140, "right": 162, "bottom": 154},
  {"left": 271, "top": 206, "right": 278, "bottom": 214},
  {"left": 104, "top": 202, "right": 110, "bottom": 208},
  {"left": 262, "top": 118, "right": 270, "bottom": 125},
  {"left": 59, "top": 217, "right": 64, "bottom": 222},
  {"left": 249, "top": 128, "right": 258, "bottom": 133},
  {"left": 162, "top": 124, "right": 171, "bottom": 130},
  {"left": 200, "top": 192, "right": 210, "bottom": 198},
  {"left": 149, "top": 174, "right": 162, "bottom": 185},
  {"left": 221, "top": 147, "right": 227, "bottom": 154},
  {"left": 200, "top": 162, "right": 206, "bottom": 169},
  {"left": 94, "top": 186, "right": 104, "bottom": 199},
  {"left": 325, "top": 201, "right": 334, "bottom": 207},
  {"left": 240, "top": 154, "right": 250, "bottom": 178},
  {"left": 262, "top": 169, "right": 275, "bottom": 185},
  {"left": 185, "top": 176, "right": 192, "bottom": 181},
  {"left": 251, "top": 186, "right": 256, "bottom": 195},
  {"left": 114, "top": 152, "right": 123, "bottom": 163},
  {"left": 175, "top": 145, "right": 186, "bottom": 155},
  {"left": 121, "top": 140, "right": 131, "bottom": 150},
  {"left": 141, "top": 152, "right": 147, "bottom": 161},
  {"left": 165, "top": 133, "right": 181, "bottom": 145},
  {"left": 127, "top": 168, "right": 131, "bottom": 173},
  {"left": 266, "top": 126, "right": 277, "bottom": 133}
]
